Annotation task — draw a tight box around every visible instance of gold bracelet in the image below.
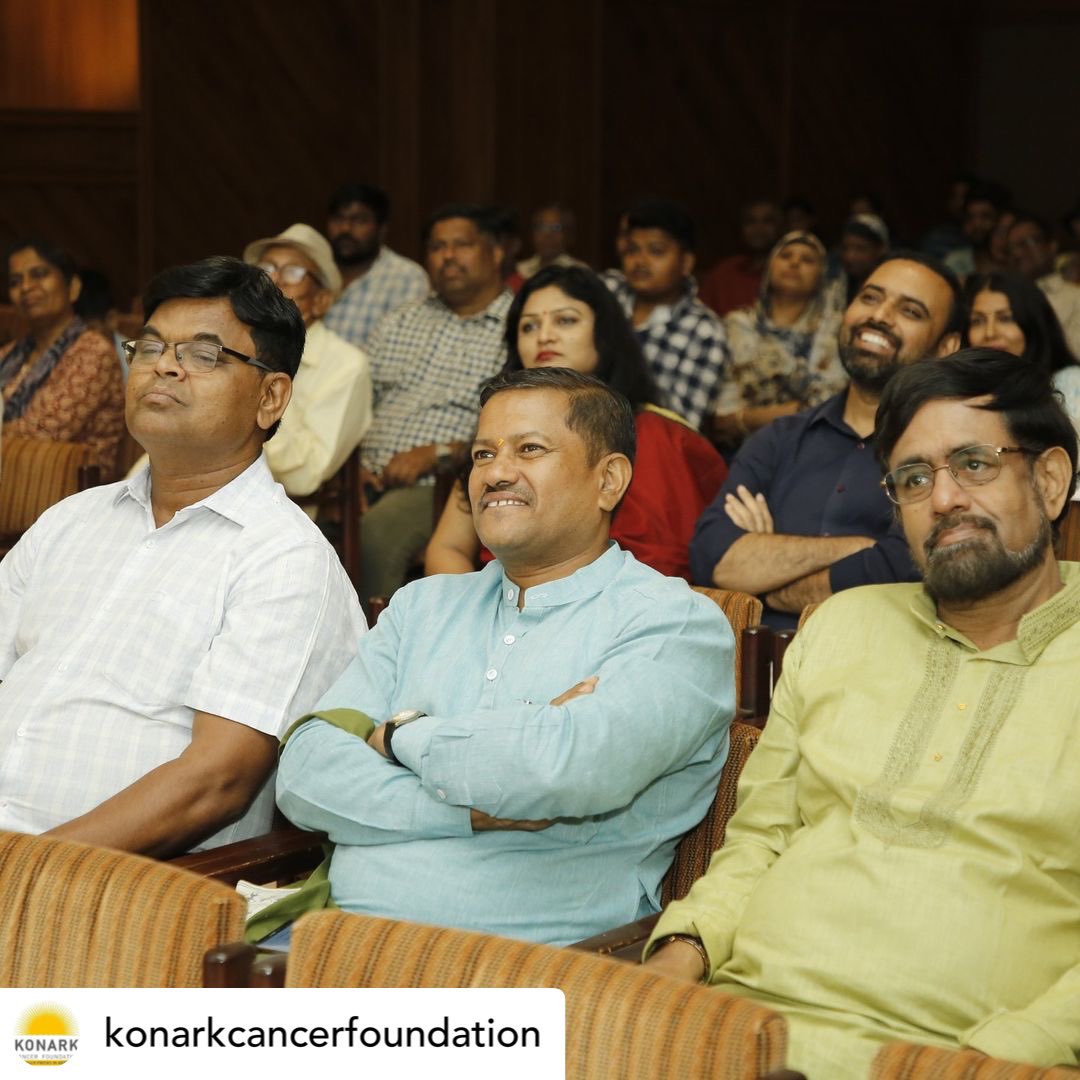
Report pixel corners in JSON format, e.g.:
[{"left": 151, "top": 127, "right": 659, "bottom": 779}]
[{"left": 658, "top": 933, "right": 709, "bottom": 982}]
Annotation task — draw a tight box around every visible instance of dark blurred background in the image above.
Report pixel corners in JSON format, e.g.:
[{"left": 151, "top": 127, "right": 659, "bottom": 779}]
[{"left": 1, "top": 0, "right": 1077, "bottom": 308}]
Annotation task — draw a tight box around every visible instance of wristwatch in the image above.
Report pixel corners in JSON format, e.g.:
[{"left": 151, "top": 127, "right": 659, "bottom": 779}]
[{"left": 383, "top": 709, "right": 426, "bottom": 766}]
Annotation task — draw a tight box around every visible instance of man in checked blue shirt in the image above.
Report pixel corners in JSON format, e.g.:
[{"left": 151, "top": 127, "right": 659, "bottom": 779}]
[
  {"left": 276, "top": 367, "right": 734, "bottom": 946},
  {"left": 604, "top": 198, "right": 729, "bottom": 429}
]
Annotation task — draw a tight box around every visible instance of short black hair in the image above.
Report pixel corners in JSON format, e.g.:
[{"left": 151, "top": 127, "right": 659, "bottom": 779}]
[
  {"left": 6, "top": 238, "right": 78, "bottom": 284},
  {"left": 504, "top": 264, "right": 659, "bottom": 410},
  {"left": 480, "top": 367, "right": 636, "bottom": 469},
  {"left": 422, "top": 203, "right": 504, "bottom": 247},
  {"left": 143, "top": 256, "right": 305, "bottom": 379},
  {"left": 624, "top": 198, "right": 696, "bottom": 251},
  {"left": 871, "top": 249, "right": 967, "bottom": 341},
  {"left": 965, "top": 271, "right": 1076, "bottom": 374},
  {"left": 327, "top": 182, "right": 390, "bottom": 225},
  {"left": 875, "top": 349, "right": 1078, "bottom": 524}
]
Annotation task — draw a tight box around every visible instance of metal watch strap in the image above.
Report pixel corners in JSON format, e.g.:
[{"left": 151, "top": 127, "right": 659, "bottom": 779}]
[{"left": 383, "top": 719, "right": 406, "bottom": 766}]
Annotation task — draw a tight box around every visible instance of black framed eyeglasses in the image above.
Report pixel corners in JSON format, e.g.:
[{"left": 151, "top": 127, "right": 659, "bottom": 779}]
[
  {"left": 882, "top": 445, "right": 1034, "bottom": 505},
  {"left": 122, "top": 338, "right": 273, "bottom": 374}
]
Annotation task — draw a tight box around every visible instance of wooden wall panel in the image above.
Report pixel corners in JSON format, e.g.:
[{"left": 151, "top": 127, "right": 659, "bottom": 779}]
[
  {"left": 139, "top": 0, "right": 379, "bottom": 276},
  {"left": 0, "top": 111, "right": 139, "bottom": 306},
  {"left": 0, "top": 0, "right": 138, "bottom": 111}
]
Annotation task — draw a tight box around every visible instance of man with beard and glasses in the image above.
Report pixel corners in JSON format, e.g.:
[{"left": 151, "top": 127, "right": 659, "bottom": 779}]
[
  {"left": 645, "top": 351, "right": 1080, "bottom": 1077},
  {"left": 323, "top": 182, "right": 429, "bottom": 350},
  {"left": 692, "top": 252, "right": 964, "bottom": 627}
]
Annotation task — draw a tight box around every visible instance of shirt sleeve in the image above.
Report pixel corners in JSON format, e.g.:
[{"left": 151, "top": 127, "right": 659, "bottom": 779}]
[
  {"left": 643, "top": 621, "right": 808, "bottom": 974},
  {"left": 186, "top": 540, "right": 363, "bottom": 736},
  {"left": 264, "top": 340, "right": 372, "bottom": 497},
  {"left": 0, "top": 522, "right": 38, "bottom": 676},
  {"left": 275, "top": 595, "right": 473, "bottom": 844},
  {"left": 962, "top": 967, "right": 1080, "bottom": 1067},
  {"left": 827, "top": 514, "right": 921, "bottom": 591},
  {"left": 689, "top": 423, "right": 782, "bottom": 584},
  {"left": 389, "top": 591, "right": 734, "bottom": 821}
]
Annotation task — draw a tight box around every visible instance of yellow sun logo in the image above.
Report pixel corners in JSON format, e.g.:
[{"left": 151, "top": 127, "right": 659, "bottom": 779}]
[{"left": 14, "top": 1004, "right": 78, "bottom": 1066}]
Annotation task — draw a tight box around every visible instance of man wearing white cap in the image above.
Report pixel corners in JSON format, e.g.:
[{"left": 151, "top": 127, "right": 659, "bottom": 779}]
[{"left": 243, "top": 224, "right": 372, "bottom": 497}]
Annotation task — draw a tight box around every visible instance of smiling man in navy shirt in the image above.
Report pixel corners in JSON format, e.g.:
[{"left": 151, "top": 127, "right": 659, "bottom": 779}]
[{"left": 692, "top": 253, "right": 964, "bottom": 627}]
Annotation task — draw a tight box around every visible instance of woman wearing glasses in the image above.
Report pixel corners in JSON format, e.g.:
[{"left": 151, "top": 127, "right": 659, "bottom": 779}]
[
  {"left": 1, "top": 240, "right": 124, "bottom": 476},
  {"left": 965, "top": 270, "right": 1080, "bottom": 434}
]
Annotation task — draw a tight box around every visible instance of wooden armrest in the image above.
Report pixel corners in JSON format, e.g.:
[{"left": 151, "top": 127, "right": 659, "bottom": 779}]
[
  {"left": 569, "top": 912, "right": 660, "bottom": 962},
  {"left": 251, "top": 951, "right": 288, "bottom": 988},
  {"left": 203, "top": 941, "right": 257, "bottom": 987},
  {"left": 171, "top": 826, "right": 327, "bottom": 886}
]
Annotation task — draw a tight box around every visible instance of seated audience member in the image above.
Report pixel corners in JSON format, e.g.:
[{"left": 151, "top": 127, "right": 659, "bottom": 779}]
[
  {"left": 425, "top": 265, "right": 727, "bottom": 581},
  {"left": 826, "top": 213, "right": 890, "bottom": 311},
  {"left": 944, "top": 180, "right": 1012, "bottom": 280},
  {"left": 647, "top": 351, "right": 1080, "bottom": 1077},
  {"left": 493, "top": 205, "right": 526, "bottom": 292},
  {"left": 359, "top": 203, "right": 512, "bottom": 603},
  {"left": 323, "top": 182, "right": 429, "bottom": 349},
  {"left": 693, "top": 253, "right": 963, "bottom": 627},
  {"left": 604, "top": 198, "right": 729, "bottom": 429},
  {"left": 698, "top": 199, "right": 782, "bottom": 317},
  {"left": 516, "top": 203, "right": 586, "bottom": 280},
  {"left": 713, "top": 231, "right": 845, "bottom": 449},
  {"left": 781, "top": 194, "right": 817, "bottom": 236},
  {"left": 967, "top": 270, "right": 1080, "bottom": 434},
  {"left": 2, "top": 240, "right": 124, "bottom": 476},
  {"left": 920, "top": 172, "right": 975, "bottom": 261},
  {"left": 243, "top": 223, "right": 372, "bottom": 497},
  {"left": 1005, "top": 213, "right": 1080, "bottom": 361},
  {"left": 276, "top": 368, "right": 733, "bottom": 946},
  {"left": 0, "top": 257, "right": 364, "bottom": 856}
]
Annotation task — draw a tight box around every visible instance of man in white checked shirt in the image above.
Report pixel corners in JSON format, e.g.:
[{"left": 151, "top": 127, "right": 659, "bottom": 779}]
[
  {"left": 0, "top": 257, "right": 365, "bottom": 856},
  {"left": 359, "top": 203, "right": 512, "bottom": 604}
]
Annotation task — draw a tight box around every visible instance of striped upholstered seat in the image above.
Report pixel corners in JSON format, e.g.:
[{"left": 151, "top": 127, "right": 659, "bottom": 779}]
[
  {"left": 0, "top": 437, "right": 101, "bottom": 553},
  {"left": 0, "top": 830, "right": 245, "bottom": 987},
  {"left": 873, "top": 1041, "right": 1080, "bottom": 1079},
  {"left": 282, "top": 909, "right": 789, "bottom": 1079}
]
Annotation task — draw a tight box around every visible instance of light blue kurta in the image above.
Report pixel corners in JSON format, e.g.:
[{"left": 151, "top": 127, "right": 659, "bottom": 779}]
[{"left": 277, "top": 544, "right": 734, "bottom": 945}]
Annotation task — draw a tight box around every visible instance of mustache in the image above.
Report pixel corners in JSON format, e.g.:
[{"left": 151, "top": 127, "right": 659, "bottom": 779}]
[
  {"left": 850, "top": 319, "right": 901, "bottom": 350},
  {"left": 924, "top": 513, "right": 997, "bottom": 557},
  {"left": 478, "top": 486, "right": 532, "bottom": 509}
]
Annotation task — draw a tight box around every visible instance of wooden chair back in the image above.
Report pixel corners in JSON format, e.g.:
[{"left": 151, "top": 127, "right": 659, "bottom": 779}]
[
  {"left": 282, "top": 909, "right": 789, "bottom": 1079},
  {"left": 661, "top": 720, "right": 761, "bottom": 905},
  {"left": 0, "top": 437, "right": 101, "bottom": 553},
  {"left": 0, "top": 830, "right": 245, "bottom": 986},
  {"left": 692, "top": 586, "right": 764, "bottom": 703}
]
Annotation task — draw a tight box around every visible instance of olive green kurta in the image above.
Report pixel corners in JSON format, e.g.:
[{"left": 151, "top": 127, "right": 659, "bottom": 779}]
[{"left": 649, "top": 569, "right": 1080, "bottom": 1078}]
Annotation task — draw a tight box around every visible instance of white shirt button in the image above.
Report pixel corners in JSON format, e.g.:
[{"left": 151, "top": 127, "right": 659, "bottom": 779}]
[
  {"left": 485, "top": 668, "right": 498, "bottom": 681},
  {"left": 503, "top": 634, "right": 515, "bottom": 645},
  {"left": 16, "top": 728, "right": 25, "bottom": 737},
  {"left": 144, "top": 539, "right": 154, "bottom": 549},
  {"left": 506, "top": 589, "right": 515, "bottom": 601},
  {"left": 436, "top": 789, "right": 446, "bottom": 800},
  {"left": 57, "top": 663, "right": 68, "bottom": 673}
]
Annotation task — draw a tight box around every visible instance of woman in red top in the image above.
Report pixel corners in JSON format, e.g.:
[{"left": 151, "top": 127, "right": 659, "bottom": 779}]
[{"left": 425, "top": 265, "right": 727, "bottom": 580}]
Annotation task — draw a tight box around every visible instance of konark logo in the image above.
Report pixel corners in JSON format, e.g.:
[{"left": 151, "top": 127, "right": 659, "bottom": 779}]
[{"left": 13, "top": 1004, "right": 79, "bottom": 1066}]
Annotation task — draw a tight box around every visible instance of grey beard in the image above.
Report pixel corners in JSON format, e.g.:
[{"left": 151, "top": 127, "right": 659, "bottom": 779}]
[{"left": 922, "top": 510, "right": 1052, "bottom": 604}]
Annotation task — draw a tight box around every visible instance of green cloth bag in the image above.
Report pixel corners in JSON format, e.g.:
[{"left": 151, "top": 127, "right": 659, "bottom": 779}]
[{"left": 243, "top": 707, "right": 375, "bottom": 944}]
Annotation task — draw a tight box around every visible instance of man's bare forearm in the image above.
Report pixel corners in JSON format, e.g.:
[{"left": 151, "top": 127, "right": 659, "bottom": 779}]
[
  {"left": 765, "top": 568, "right": 833, "bottom": 613},
  {"left": 712, "top": 533, "right": 875, "bottom": 594}
]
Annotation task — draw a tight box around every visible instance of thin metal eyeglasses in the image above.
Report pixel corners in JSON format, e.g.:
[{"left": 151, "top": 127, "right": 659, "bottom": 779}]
[
  {"left": 122, "top": 338, "right": 273, "bottom": 374},
  {"left": 881, "top": 445, "right": 1033, "bottom": 505}
]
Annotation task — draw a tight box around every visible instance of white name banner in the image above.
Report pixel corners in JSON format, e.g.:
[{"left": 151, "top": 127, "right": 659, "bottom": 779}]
[{"left": 1, "top": 988, "right": 565, "bottom": 1078}]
